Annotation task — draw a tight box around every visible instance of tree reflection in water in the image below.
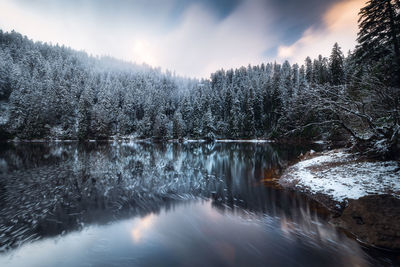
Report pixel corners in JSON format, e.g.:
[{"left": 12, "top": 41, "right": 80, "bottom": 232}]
[{"left": 0, "top": 142, "right": 374, "bottom": 266}]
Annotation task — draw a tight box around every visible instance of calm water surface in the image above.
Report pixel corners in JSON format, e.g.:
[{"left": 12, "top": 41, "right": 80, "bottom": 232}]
[{"left": 0, "top": 142, "right": 395, "bottom": 266}]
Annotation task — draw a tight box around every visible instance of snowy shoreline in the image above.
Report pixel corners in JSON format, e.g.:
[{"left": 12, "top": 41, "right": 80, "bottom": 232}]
[
  {"left": 3, "top": 138, "right": 277, "bottom": 144},
  {"left": 279, "top": 149, "right": 400, "bottom": 205}
]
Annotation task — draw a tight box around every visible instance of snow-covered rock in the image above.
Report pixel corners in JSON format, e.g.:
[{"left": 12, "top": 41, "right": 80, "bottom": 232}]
[{"left": 280, "top": 149, "right": 400, "bottom": 203}]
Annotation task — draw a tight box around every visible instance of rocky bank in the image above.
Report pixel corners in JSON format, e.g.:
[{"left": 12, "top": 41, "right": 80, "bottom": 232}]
[{"left": 279, "top": 149, "right": 400, "bottom": 250}]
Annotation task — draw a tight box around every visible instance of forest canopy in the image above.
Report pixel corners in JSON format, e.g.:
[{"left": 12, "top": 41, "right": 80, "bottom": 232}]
[{"left": 0, "top": 0, "right": 399, "bottom": 159}]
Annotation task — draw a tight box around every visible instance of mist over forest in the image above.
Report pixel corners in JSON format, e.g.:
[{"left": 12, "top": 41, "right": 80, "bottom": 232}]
[{"left": 0, "top": 0, "right": 399, "bottom": 160}]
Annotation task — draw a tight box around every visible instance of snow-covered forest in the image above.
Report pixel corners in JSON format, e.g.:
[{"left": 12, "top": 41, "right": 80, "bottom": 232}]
[{"left": 0, "top": 0, "right": 399, "bottom": 158}]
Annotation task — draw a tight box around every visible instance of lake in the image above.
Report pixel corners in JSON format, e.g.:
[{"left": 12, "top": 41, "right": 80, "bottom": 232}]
[{"left": 0, "top": 141, "right": 394, "bottom": 266}]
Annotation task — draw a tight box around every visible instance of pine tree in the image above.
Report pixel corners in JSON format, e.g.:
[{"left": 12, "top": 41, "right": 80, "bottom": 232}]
[
  {"left": 305, "top": 57, "right": 313, "bottom": 85},
  {"left": 224, "top": 85, "right": 233, "bottom": 122},
  {"left": 77, "top": 95, "right": 91, "bottom": 140},
  {"left": 153, "top": 113, "right": 168, "bottom": 139},
  {"left": 230, "top": 94, "right": 242, "bottom": 138},
  {"left": 202, "top": 107, "right": 215, "bottom": 140},
  {"left": 357, "top": 0, "right": 400, "bottom": 82},
  {"left": 181, "top": 97, "right": 193, "bottom": 136},
  {"left": 298, "top": 65, "right": 307, "bottom": 93},
  {"left": 0, "top": 49, "right": 13, "bottom": 101},
  {"left": 312, "top": 58, "right": 320, "bottom": 85},
  {"left": 172, "top": 111, "right": 185, "bottom": 139},
  {"left": 279, "top": 61, "right": 292, "bottom": 106},
  {"left": 291, "top": 64, "right": 299, "bottom": 95},
  {"left": 329, "top": 43, "right": 345, "bottom": 85},
  {"left": 243, "top": 87, "right": 256, "bottom": 138}
]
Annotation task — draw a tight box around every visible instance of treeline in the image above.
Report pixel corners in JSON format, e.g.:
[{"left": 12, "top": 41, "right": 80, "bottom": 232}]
[
  {"left": 0, "top": 30, "right": 351, "bottom": 140},
  {"left": 0, "top": 0, "right": 399, "bottom": 158},
  {"left": 0, "top": 30, "right": 197, "bottom": 140}
]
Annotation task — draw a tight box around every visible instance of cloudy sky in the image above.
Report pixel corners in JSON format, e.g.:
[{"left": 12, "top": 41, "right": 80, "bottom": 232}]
[{"left": 0, "top": 0, "right": 365, "bottom": 78}]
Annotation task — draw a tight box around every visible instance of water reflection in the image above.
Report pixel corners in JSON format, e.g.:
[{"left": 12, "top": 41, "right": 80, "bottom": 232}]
[
  {"left": 0, "top": 142, "right": 377, "bottom": 266},
  {"left": 1, "top": 200, "right": 369, "bottom": 267},
  {"left": 131, "top": 214, "right": 155, "bottom": 243}
]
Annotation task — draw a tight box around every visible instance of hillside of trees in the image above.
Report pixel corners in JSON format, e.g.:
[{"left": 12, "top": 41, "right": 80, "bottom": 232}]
[{"left": 0, "top": 0, "right": 399, "bottom": 159}]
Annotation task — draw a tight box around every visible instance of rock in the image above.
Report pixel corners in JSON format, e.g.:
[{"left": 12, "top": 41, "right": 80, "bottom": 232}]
[{"left": 331, "top": 194, "right": 400, "bottom": 250}]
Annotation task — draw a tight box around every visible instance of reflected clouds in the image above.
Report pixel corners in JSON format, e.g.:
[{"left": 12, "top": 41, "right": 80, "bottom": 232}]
[
  {"left": 131, "top": 214, "right": 155, "bottom": 243},
  {"left": 0, "top": 142, "right": 378, "bottom": 266}
]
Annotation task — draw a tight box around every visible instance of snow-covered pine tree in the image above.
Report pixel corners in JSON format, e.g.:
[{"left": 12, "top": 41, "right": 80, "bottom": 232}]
[{"left": 330, "top": 43, "right": 345, "bottom": 85}]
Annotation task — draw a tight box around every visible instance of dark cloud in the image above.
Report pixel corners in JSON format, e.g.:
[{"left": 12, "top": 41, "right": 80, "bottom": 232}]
[
  {"left": 170, "top": 0, "right": 242, "bottom": 19},
  {"left": 174, "top": 0, "right": 342, "bottom": 44},
  {"left": 265, "top": 0, "right": 340, "bottom": 44}
]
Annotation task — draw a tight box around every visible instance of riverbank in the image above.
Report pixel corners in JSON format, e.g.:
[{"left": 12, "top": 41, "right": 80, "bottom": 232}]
[
  {"left": 1, "top": 134, "right": 330, "bottom": 145},
  {"left": 279, "top": 149, "right": 400, "bottom": 250}
]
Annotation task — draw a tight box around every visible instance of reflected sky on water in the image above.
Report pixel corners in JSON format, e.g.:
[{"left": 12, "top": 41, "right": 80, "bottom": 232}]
[{"left": 0, "top": 142, "right": 384, "bottom": 266}]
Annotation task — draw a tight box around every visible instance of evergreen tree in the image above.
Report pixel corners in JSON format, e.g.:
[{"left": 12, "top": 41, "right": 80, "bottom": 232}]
[
  {"left": 243, "top": 87, "right": 256, "bottom": 138},
  {"left": 298, "top": 65, "right": 307, "bottom": 93},
  {"left": 153, "top": 113, "right": 168, "bottom": 139},
  {"left": 202, "top": 107, "right": 215, "bottom": 140},
  {"left": 280, "top": 60, "right": 292, "bottom": 101},
  {"left": 291, "top": 64, "right": 299, "bottom": 96},
  {"left": 0, "top": 49, "right": 13, "bottom": 101},
  {"left": 329, "top": 43, "right": 345, "bottom": 85},
  {"left": 172, "top": 111, "right": 185, "bottom": 139},
  {"left": 181, "top": 97, "right": 193, "bottom": 136},
  {"left": 77, "top": 95, "right": 91, "bottom": 140},
  {"left": 230, "top": 95, "right": 242, "bottom": 138},
  {"left": 305, "top": 57, "right": 313, "bottom": 85},
  {"left": 312, "top": 58, "right": 320, "bottom": 85},
  {"left": 357, "top": 0, "right": 400, "bottom": 83}
]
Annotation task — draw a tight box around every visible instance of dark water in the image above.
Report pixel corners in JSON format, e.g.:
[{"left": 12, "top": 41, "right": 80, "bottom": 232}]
[{"left": 0, "top": 141, "right": 395, "bottom": 266}]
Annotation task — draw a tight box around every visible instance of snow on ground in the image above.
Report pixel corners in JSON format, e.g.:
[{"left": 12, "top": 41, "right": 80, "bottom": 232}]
[{"left": 280, "top": 150, "right": 400, "bottom": 202}]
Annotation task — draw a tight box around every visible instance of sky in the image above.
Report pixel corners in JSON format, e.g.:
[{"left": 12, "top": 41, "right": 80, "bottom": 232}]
[{"left": 0, "top": 0, "right": 365, "bottom": 78}]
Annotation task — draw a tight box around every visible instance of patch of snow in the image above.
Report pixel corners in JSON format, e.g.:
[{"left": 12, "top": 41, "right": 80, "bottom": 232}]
[{"left": 280, "top": 150, "right": 400, "bottom": 202}]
